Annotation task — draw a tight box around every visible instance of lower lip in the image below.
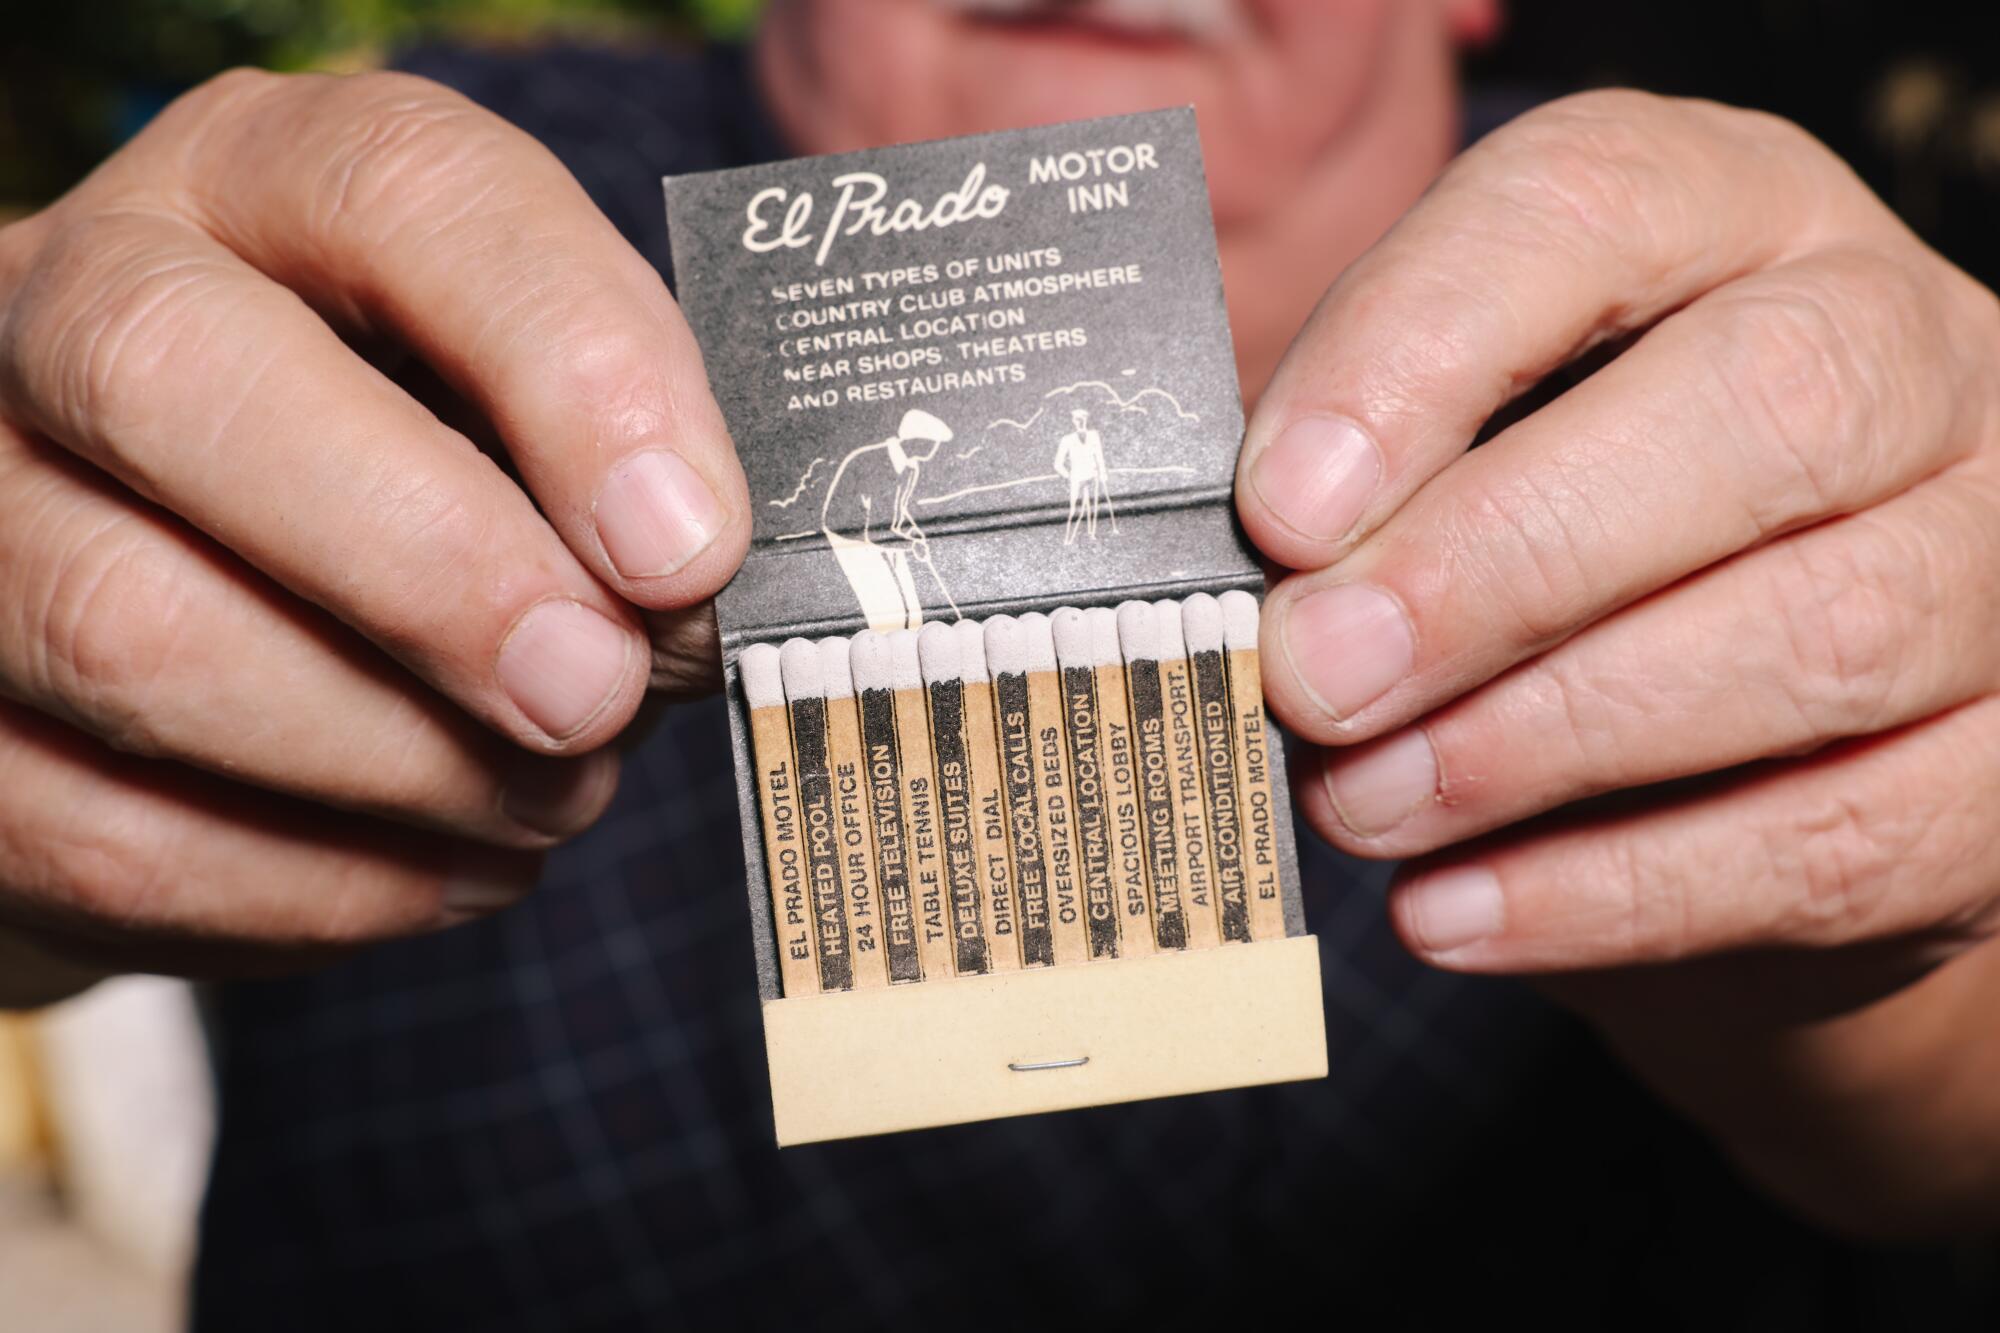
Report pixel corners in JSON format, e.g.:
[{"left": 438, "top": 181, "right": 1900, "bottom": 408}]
[{"left": 957, "top": 12, "right": 1204, "bottom": 54}]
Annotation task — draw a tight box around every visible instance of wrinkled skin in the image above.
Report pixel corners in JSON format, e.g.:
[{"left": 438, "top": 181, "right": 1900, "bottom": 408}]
[{"left": 4, "top": 0, "right": 2000, "bottom": 1237}]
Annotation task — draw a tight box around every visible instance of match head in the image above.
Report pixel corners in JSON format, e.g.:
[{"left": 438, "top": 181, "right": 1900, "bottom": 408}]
[
  {"left": 1219, "top": 589, "right": 1261, "bottom": 651},
  {"left": 1115, "top": 599, "right": 1160, "bottom": 662},
  {"left": 1016, "top": 612, "right": 1058, "bottom": 674},
  {"left": 1087, "top": 606, "right": 1122, "bottom": 666},
  {"left": 1151, "top": 599, "right": 1187, "bottom": 660},
  {"left": 887, "top": 628, "right": 924, "bottom": 691},
  {"left": 953, "top": 617, "right": 989, "bottom": 683},
  {"left": 918, "top": 620, "right": 959, "bottom": 684},
  {"left": 739, "top": 642, "right": 783, "bottom": 710},
  {"left": 983, "top": 614, "right": 1024, "bottom": 677},
  {"left": 778, "top": 636, "right": 823, "bottom": 700},
  {"left": 1180, "top": 593, "right": 1224, "bottom": 654},
  {"left": 850, "top": 629, "right": 893, "bottom": 692},
  {"left": 1051, "top": 606, "right": 1095, "bottom": 669},
  {"left": 817, "top": 636, "right": 854, "bottom": 699}
]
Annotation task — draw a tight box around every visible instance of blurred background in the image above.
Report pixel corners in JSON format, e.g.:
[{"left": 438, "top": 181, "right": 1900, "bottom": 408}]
[
  {"left": 1, "top": 2, "right": 1995, "bottom": 1329},
  {"left": 6, "top": 3, "right": 1998, "bottom": 282}
]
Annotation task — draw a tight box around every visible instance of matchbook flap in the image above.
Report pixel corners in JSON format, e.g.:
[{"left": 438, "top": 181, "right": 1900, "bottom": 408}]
[{"left": 665, "top": 107, "right": 1258, "bottom": 644}]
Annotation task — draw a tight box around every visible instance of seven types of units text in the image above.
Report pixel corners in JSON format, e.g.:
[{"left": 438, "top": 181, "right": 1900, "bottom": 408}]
[{"left": 740, "top": 591, "right": 1286, "bottom": 997}]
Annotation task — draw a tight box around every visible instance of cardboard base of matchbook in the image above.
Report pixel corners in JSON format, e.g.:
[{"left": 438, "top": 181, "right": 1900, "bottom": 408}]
[{"left": 763, "top": 935, "right": 1326, "bottom": 1146}]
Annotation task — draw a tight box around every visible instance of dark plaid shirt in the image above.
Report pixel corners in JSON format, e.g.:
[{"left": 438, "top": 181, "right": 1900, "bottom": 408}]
[{"left": 192, "top": 41, "right": 1995, "bottom": 1332}]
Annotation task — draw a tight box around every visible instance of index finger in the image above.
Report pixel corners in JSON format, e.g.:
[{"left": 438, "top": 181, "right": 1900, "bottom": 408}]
[
  {"left": 1235, "top": 90, "right": 1898, "bottom": 572},
  {"left": 169, "top": 68, "right": 751, "bottom": 611}
]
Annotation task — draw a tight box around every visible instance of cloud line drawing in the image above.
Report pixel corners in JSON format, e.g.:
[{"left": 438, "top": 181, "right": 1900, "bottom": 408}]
[
  {"left": 1048, "top": 380, "right": 1200, "bottom": 421},
  {"left": 984, "top": 380, "right": 1199, "bottom": 435},
  {"left": 767, "top": 456, "right": 825, "bottom": 508},
  {"left": 986, "top": 408, "right": 1045, "bottom": 432}
]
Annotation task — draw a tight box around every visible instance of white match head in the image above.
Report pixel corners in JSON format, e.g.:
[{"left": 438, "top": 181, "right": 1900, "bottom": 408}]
[
  {"left": 1087, "top": 606, "right": 1122, "bottom": 667},
  {"left": 1151, "top": 599, "right": 1188, "bottom": 661},
  {"left": 1180, "top": 593, "right": 1224, "bottom": 654},
  {"left": 850, "top": 629, "right": 892, "bottom": 692},
  {"left": 887, "top": 628, "right": 923, "bottom": 691},
  {"left": 1115, "top": 599, "right": 1159, "bottom": 662},
  {"left": 918, "top": 620, "right": 959, "bottom": 684},
  {"left": 1219, "top": 589, "right": 1261, "bottom": 651},
  {"left": 983, "top": 614, "right": 1024, "bottom": 677},
  {"left": 953, "top": 617, "right": 989, "bottom": 683},
  {"left": 739, "top": 643, "right": 784, "bottom": 709},
  {"left": 817, "top": 636, "right": 853, "bottom": 698},
  {"left": 1016, "top": 612, "right": 1058, "bottom": 674},
  {"left": 779, "top": 637, "right": 823, "bottom": 700},
  {"left": 1051, "top": 606, "right": 1094, "bottom": 669}
]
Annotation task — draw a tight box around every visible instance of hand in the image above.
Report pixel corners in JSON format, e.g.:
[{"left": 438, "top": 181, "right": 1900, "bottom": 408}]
[
  {"left": 0, "top": 70, "right": 749, "bottom": 1003},
  {"left": 1238, "top": 91, "right": 2000, "bottom": 1231}
]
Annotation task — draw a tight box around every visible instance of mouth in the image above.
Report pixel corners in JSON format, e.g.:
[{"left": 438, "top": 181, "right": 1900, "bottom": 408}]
[{"left": 932, "top": 0, "right": 1250, "bottom": 43}]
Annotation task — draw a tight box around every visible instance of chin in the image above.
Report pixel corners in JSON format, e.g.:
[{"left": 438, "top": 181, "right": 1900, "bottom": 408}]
[{"left": 760, "top": 0, "right": 1407, "bottom": 223}]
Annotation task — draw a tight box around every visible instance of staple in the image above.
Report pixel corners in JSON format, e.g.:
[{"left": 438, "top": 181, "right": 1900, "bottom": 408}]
[{"left": 1220, "top": 590, "right": 1285, "bottom": 940}]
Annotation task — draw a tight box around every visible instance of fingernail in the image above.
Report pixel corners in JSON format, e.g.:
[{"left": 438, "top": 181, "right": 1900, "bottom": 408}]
[
  {"left": 501, "top": 752, "right": 620, "bottom": 838},
  {"left": 1322, "top": 728, "right": 1437, "bottom": 837},
  {"left": 1280, "top": 584, "right": 1414, "bottom": 721},
  {"left": 497, "top": 600, "right": 634, "bottom": 740},
  {"left": 440, "top": 852, "right": 539, "bottom": 924},
  {"left": 594, "top": 449, "right": 726, "bottom": 579},
  {"left": 1401, "top": 866, "right": 1504, "bottom": 955},
  {"left": 1250, "top": 415, "right": 1382, "bottom": 545}
]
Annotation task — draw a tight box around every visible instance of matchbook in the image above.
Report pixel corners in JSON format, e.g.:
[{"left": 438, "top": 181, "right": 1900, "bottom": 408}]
[{"left": 664, "top": 108, "right": 1326, "bottom": 1145}]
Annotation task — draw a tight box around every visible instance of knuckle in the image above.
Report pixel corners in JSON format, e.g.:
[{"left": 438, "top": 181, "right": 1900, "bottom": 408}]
[
  {"left": 1511, "top": 654, "right": 1634, "bottom": 791},
  {"left": 1762, "top": 527, "right": 1926, "bottom": 738},
  {"left": 1770, "top": 791, "right": 1900, "bottom": 940},
  {"left": 180, "top": 65, "right": 288, "bottom": 114},
  {"left": 145, "top": 66, "right": 293, "bottom": 151},
  {"left": 289, "top": 864, "right": 425, "bottom": 948},
  {"left": 2, "top": 210, "right": 226, "bottom": 446},
  {"left": 44, "top": 809, "right": 177, "bottom": 929},
  {"left": 305, "top": 73, "right": 506, "bottom": 254},
  {"left": 1477, "top": 90, "right": 1679, "bottom": 254},
  {"left": 1699, "top": 276, "right": 1875, "bottom": 528},
  {"left": 34, "top": 523, "right": 193, "bottom": 758},
  {"left": 537, "top": 323, "right": 673, "bottom": 434},
  {"left": 1600, "top": 826, "right": 1695, "bottom": 960}
]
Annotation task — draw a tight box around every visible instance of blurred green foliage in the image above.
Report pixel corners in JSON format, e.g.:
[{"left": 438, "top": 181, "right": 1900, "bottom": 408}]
[{"left": 1, "top": 0, "right": 766, "bottom": 211}]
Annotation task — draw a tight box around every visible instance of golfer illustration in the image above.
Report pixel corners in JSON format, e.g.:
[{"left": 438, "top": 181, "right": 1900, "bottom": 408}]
[
  {"left": 1054, "top": 407, "right": 1117, "bottom": 543},
  {"left": 819, "top": 408, "right": 958, "bottom": 630}
]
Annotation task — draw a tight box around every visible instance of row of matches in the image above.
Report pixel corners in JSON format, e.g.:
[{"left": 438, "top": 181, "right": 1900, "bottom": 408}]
[{"left": 739, "top": 591, "right": 1284, "bottom": 997}]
